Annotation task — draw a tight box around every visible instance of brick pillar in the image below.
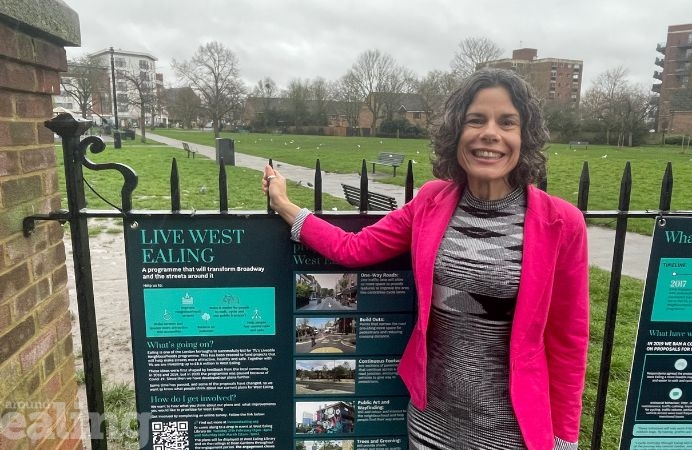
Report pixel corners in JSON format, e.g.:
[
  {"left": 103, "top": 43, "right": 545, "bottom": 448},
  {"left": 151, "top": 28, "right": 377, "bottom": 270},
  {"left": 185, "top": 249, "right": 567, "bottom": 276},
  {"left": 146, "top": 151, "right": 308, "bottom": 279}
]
[{"left": 0, "top": 2, "right": 83, "bottom": 449}]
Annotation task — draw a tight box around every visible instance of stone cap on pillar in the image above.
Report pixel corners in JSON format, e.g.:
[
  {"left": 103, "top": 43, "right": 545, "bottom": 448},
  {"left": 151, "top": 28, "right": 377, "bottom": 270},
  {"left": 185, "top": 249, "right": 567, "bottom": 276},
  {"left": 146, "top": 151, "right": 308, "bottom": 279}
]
[{"left": 0, "top": 0, "right": 80, "bottom": 47}]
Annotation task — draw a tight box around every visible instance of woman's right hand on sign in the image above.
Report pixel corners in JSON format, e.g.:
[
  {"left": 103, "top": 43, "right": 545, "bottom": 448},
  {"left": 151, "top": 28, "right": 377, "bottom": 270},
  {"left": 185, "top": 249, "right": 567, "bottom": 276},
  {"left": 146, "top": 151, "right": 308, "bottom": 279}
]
[{"left": 262, "top": 164, "right": 301, "bottom": 225}]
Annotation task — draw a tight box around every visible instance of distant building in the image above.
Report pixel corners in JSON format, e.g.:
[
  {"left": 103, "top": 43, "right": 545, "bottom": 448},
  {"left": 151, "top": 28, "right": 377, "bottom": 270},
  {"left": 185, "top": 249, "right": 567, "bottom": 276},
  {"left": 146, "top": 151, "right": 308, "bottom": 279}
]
[
  {"left": 654, "top": 23, "right": 692, "bottom": 134},
  {"left": 87, "top": 48, "right": 167, "bottom": 127},
  {"left": 480, "top": 48, "right": 583, "bottom": 107},
  {"left": 301, "top": 411, "right": 313, "bottom": 427},
  {"left": 242, "top": 97, "right": 361, "bottom": 135},
  {"left": 244, "top": 93, "right": 436, "bottom": 136},
  {"left": 396, "top": 93, "right": 434, "bottom": 127}
]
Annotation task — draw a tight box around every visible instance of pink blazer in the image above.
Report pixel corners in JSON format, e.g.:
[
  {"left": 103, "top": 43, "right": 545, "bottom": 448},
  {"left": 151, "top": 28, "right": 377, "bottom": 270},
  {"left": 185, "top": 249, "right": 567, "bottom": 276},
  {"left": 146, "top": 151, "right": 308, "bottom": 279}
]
[{"left": 300, "top": 180, "right": 590, "bottom": 450}]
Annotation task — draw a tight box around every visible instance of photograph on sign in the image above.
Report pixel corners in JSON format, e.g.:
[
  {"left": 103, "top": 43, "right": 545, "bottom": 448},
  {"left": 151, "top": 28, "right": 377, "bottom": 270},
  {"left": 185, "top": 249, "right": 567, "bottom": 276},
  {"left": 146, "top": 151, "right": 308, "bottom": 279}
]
[{"left": 295, "top": 359, "right": 356, "bottom": 395}]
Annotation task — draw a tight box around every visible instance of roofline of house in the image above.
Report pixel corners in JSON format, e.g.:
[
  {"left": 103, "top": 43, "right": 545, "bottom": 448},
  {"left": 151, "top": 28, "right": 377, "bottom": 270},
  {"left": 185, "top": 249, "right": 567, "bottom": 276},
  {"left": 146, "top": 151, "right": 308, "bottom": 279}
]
[{"left": 88, "top": 48, "right": 158, "bottom": 62}]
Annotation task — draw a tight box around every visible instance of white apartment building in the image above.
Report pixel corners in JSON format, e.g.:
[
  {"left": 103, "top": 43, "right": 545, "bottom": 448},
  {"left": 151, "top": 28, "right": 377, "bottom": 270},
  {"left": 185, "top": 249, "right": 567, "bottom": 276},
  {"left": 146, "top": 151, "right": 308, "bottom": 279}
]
[{"left": 92, "top": 48, "right": 167, "bottom": 127}]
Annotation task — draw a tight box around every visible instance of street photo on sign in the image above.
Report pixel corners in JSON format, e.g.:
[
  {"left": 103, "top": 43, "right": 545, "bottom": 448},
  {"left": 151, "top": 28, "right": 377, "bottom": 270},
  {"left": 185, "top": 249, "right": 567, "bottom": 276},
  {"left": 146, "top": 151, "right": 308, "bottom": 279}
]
[
  {"left": 295, "top": 272, "right": 358, "bottom": 312},
  {"left": 295, "top": 359, "right": 356, "bottom": 395},
  {"left": 295, "top": 317, "right": 356, "bottom": 354},
  {"left": 295, "top": 401, "right": 356, "bottom": 435},
  {"left": 295, "top": 439, "right": 354, "bottom": 450}
]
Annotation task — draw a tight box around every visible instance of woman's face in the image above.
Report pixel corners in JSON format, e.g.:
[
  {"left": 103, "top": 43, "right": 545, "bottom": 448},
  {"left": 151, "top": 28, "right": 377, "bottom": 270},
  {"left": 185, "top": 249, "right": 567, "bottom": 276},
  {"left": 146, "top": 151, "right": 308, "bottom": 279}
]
[{"left": 456, "top": 86, "right": 522, "bottom": 200}]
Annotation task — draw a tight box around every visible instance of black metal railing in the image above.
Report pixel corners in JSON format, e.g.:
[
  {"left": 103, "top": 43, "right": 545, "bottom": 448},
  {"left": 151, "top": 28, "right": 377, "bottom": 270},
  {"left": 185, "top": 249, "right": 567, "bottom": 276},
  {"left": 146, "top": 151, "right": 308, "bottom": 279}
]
[{"left": 24, "top": 113, "right": 680, "bottom": 449}]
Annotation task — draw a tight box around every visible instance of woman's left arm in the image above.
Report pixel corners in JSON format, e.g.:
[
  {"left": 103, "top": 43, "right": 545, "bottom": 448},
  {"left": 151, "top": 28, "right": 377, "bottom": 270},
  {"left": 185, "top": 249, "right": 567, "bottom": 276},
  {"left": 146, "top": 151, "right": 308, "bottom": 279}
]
[{"left": 545, "top": 211, "right": 590, "bottom": 445}]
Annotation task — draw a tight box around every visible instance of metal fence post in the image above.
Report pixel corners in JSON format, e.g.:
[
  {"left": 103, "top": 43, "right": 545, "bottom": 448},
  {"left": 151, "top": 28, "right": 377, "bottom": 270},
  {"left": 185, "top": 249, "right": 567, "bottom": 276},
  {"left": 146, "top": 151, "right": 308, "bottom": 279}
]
[{"left": 45, "top": 114, "right": 108, "bottom": 449}]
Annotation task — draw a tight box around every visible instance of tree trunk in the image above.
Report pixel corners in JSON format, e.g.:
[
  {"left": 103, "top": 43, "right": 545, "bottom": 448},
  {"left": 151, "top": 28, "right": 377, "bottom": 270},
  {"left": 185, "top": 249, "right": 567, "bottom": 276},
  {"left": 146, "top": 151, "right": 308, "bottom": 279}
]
[{"left": 140, "top": 114, "right": 147, "bottom": 143}]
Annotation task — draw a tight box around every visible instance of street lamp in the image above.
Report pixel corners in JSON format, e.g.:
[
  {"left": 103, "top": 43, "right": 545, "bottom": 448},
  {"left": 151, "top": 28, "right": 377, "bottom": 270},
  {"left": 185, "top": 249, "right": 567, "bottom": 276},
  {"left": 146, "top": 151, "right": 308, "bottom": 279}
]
[{"left": 109, "top": 47, "right": 121, "bottom": 149}]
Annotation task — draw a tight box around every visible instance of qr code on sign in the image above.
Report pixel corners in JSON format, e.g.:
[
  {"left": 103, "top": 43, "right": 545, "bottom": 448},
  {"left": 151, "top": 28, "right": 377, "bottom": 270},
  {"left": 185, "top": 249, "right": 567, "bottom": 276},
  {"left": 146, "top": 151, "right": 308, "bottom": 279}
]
[{"left": 152, "top": 421, "right": 189, "bottom": 450}]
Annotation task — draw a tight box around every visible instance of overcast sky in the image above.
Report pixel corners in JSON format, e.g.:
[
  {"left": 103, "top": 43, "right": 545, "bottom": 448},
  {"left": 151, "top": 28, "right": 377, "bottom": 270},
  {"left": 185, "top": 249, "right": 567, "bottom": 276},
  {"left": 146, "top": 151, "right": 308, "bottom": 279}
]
[{"left": 62, "top": 0, "right": 688, "bottom": 94}]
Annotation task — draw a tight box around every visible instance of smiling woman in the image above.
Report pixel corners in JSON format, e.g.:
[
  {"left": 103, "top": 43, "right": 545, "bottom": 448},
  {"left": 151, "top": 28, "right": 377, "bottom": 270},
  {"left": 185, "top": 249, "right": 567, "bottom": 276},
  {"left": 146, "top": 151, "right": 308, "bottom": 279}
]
[
  {"left": 263, "top": 68, "right": 590, "bottom": 450},
  {"left": 455, "top": 86, "right": 522, "bottom": 200}
]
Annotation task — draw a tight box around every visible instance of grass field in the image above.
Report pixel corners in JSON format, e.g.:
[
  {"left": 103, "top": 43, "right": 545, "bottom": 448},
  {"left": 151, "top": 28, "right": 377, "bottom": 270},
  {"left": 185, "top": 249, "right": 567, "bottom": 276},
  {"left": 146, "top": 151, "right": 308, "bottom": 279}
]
[
  {"left": 153, "top": 129, "right": 692, "bottom": 235},
  {"left": 58, "top": 139, "right": 353, "bottom": 213},
  {"left": 56, "top": 134, "right": 649, "bottom": 448}
]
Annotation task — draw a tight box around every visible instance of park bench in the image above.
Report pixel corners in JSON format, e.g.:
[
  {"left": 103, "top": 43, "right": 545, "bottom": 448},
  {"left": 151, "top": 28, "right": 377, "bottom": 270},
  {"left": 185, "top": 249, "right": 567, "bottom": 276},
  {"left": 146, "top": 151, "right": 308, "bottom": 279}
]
[
  {"left": 341, "top": 183, "right": 398, "bottom": 211},
  {"left": 368, "top": 152, "right": 405, "bottom": 176},
  {"left": 569, "top": 140, "right": 589, "bottom": 150},
  {"left": 116, "top": 129, "right": 135, "bottom": 140},
  {"left": 182, "top": 142, "right": 197, "bottom": 158}
]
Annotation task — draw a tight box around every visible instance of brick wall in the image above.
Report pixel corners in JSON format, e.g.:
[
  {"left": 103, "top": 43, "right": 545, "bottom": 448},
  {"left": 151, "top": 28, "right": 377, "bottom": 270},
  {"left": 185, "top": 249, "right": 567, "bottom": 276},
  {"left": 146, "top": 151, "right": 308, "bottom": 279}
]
[
  {"left": 671, "top": 111, "right": 692, "bottom": 134},
  {"left": 0, "top": 6, "right": 83, "bottom": 450}
]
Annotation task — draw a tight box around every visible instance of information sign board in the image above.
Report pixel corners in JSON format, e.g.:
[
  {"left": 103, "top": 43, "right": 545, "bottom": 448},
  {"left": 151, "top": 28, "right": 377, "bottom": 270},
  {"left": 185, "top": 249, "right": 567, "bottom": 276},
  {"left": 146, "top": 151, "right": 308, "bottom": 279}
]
[
  {"left": 620, "top": 216, "right": 692, "bottom": 449},
  {"left": 124, "top": 214, "right": 414, "bottom": 449}
]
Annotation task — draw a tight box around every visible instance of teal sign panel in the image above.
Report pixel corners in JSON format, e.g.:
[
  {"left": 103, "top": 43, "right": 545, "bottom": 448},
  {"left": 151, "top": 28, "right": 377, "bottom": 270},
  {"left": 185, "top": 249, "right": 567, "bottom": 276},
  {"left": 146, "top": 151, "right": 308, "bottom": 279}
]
[
  {"left": 124, "top": 214, "right": 415, "bottom": 450},
  {"left": 144, "top": 287, "right": 276, "bottom": 337},
  {"left": 620, "top": 216, "right": 692, "bottom": 449}
]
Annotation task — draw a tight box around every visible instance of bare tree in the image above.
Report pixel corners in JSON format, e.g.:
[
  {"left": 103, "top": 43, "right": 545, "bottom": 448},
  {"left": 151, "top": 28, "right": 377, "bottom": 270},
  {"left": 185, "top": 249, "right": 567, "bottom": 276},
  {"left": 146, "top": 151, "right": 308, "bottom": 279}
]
[
  {"left": 332, "top": 74, "right": 363, "bottom": 134},
  {"left": 252, "top": 77, "right": 278, "bottom": 98},
  {"left": 450, "top": 37, "right": 503, "bottom": 80},
  {"left": 581, "top": 66, "right": 630, "bottom": 145},
  {"left": 173, "top": 41, "right": 246, "bottom": 138},
  {"left": 60, "top": 56, "right": 110, "bottom": 119},
  {"left": 251, "top": 77, "right": 279, "bottom": 130},
  {"left": 380, "top": 68, "right": 416, "bottom": 121},
  {"left": 346, "top": 49, "right": 412, "bottom": 134},
  {"left": 414, "top": 70, "right": 457, "bottom": 130},
  {"left": 616, "top": 85, "right": 657, "bottom": 147},
  {"left": 163, "top": 86, "right": 201, "bottom": 128},
  {"left": 284, "top": 78, "right": 311, "bottom": 127},
  {"left": 118, "top": 69, "right": 157, "bottom": 142},
  {"left": 310, "top": 77, "right": 330, "bottom": 126},
  {"left": 582, "top": 67, "right": 655, "bottom": 146}
]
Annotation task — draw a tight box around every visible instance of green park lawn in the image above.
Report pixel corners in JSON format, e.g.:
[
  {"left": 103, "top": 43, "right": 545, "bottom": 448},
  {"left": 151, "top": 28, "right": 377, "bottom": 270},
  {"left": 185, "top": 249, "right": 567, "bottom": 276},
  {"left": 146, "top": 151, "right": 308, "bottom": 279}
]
[
  {"left": 153, "top": 128, "right": 692, "bottom": 235},
  {"left": 58, "top": 138, "right": 352, "bottom": 213},
  {"left": 56, "top": 133, "right": 661, "bottom": 448}
]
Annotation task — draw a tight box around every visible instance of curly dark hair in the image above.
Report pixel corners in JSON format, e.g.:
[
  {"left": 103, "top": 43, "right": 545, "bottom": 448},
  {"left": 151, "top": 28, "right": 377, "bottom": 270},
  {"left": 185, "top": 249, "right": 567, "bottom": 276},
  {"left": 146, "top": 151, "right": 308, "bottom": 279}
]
[{"left": 431, "top": 68, "right": 548, "bottom": 187}]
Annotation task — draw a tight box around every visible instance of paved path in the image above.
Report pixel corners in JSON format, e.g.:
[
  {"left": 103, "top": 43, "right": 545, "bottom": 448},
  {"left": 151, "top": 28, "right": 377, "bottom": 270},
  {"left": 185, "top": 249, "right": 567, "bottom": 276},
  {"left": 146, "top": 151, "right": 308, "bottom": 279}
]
[{"left": 146, "top": 131, "right": 654, "bottom": 281}]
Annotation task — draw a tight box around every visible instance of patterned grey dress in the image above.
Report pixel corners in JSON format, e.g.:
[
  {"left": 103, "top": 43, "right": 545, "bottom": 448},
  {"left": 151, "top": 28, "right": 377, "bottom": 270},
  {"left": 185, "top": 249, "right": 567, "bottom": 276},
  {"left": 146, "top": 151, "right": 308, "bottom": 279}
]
[{"left": 407, "top": 187, "right": 527, "bottom": 450}]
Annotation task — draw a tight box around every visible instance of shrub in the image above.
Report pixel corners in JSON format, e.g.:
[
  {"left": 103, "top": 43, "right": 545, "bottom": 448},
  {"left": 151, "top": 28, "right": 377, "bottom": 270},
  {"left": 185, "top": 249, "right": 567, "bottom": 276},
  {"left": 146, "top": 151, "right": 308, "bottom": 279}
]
[{"left": 377, "top": 118, "right": 427, "bottom": 139}]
